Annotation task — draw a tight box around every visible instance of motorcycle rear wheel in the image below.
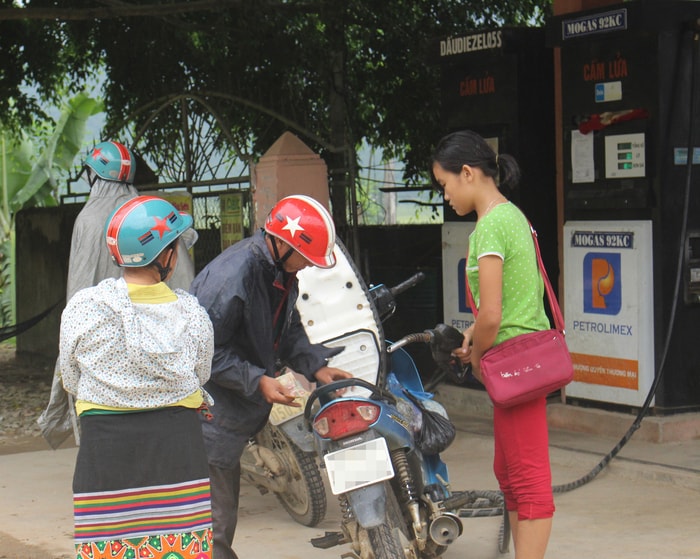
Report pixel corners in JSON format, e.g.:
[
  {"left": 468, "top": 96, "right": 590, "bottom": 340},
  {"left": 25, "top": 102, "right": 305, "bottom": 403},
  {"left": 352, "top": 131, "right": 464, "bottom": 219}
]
[
  {"left": 366, "top": 524, "right": 405, "bottom": 559},
  {"left": 360, "top": 482, "right": 410, "bottom": 559},
  {"left": 258, "top": 423, "right": 327, "bottom": 527}
]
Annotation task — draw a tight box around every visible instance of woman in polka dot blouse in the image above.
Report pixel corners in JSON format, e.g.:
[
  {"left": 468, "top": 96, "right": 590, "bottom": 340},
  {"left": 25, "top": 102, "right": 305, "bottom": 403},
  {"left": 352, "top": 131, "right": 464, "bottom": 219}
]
[
  {"left": 60, "top": 196, "right": 215, "bottom": 559},
  {"left": 431, "top": 130, "right": 554, "bottom": 559}
]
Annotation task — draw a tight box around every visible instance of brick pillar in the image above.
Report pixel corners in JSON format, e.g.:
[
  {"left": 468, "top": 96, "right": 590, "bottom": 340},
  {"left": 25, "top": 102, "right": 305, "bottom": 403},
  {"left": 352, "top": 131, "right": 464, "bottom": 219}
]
[{"left": 251, "top": 131, "right": 331, "bottom": 229}]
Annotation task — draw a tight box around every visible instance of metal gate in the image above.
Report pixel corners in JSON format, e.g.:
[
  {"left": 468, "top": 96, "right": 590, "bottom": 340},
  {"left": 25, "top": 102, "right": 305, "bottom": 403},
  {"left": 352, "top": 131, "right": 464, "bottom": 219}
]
[{"left": 63, "top": 93, "right": 256, "bottom": 272}]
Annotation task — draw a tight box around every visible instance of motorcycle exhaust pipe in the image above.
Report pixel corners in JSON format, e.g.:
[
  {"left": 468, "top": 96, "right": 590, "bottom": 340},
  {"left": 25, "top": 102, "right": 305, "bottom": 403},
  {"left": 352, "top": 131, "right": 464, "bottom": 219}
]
[{"left": 428, "top": 512, "right": 463, "bottom": 546}]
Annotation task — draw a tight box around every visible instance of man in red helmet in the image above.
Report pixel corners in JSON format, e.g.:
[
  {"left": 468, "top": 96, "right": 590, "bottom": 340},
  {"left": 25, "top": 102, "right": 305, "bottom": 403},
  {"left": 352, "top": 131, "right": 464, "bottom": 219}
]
[{"left": 190, "top": 194, "right": 351, "bottom": 559}]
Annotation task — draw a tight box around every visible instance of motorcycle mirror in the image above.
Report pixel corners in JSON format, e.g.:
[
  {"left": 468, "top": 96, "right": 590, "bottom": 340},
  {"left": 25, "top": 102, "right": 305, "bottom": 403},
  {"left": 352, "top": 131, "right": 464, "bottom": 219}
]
[{"left": 369, "top": 272, "right": 426, "bottom": 323}]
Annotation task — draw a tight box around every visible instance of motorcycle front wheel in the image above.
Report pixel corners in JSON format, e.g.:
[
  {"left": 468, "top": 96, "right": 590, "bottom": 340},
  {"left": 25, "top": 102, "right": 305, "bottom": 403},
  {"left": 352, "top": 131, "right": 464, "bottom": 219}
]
[{"left": 257, "top": 423, "right": 327, "bottom": 527}]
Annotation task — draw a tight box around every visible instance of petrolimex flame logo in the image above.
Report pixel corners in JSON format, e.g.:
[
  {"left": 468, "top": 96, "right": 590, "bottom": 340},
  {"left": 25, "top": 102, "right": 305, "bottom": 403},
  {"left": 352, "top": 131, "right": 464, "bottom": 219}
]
[{"left": 583, "top": 252, "right": 621, "bottom": 315}]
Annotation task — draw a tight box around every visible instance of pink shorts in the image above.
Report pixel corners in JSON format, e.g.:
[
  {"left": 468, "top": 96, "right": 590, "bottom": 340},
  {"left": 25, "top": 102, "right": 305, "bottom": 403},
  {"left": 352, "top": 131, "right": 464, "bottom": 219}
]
[{"left": 493, "top": 396, "right": 555, "bottom": 520}]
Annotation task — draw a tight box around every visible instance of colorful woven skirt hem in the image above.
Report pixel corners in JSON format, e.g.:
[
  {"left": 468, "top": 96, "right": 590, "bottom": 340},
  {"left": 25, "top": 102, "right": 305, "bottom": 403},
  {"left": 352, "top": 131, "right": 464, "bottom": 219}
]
[
  {"left": 75, "top": 529, "right": 212, "bottom": 559},
  {"left": 73, "top": 407, "right": 212, "bottom": 559}
]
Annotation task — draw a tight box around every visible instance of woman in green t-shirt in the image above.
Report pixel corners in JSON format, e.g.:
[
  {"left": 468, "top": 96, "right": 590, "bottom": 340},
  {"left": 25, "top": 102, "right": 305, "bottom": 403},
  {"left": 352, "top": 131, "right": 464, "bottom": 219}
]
[{"left": 431, "top": 130, "right": 554, "bottom": 559}]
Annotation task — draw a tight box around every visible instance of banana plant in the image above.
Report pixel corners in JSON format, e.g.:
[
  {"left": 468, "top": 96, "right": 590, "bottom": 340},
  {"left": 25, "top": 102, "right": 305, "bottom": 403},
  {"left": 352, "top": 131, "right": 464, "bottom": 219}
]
[{"left": 0, "top": 91, "right": 103, "bottom": 325}]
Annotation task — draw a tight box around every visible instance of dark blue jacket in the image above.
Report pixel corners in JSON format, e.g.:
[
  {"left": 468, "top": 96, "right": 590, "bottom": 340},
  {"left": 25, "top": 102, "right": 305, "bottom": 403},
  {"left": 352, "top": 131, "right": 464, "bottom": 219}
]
[{"left": 190, "top": 229, "right": 338, "bottom": 468}]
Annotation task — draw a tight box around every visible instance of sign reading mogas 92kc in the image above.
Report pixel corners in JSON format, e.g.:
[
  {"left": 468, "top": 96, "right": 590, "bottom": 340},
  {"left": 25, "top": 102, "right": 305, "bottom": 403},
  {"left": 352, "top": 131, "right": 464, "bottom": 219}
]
[
  {"left": 570, "top": 231, "right": 634, "bottom": 249},
  {"left": 439, "top": 30, "right": 503, "bottom": 58},
  {"left": 562, "top": 8, "right": 627, "bottom": 40}
]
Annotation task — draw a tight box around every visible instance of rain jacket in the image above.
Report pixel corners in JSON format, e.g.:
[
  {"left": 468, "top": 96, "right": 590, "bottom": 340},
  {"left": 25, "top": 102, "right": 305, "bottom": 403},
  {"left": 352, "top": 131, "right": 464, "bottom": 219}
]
[
  {"left": 38, "top": 178, "right": 197, "bottom": 448},
  {"left": 190, "top": 229, "right": 340, "bottom": 469}
]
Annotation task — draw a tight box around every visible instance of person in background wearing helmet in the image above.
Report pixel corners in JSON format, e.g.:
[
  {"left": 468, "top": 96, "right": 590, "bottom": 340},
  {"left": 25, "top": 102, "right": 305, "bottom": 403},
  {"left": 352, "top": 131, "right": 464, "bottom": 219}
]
[
  {"left": 59, "top": 195, "right": 215, "bottom": 559},
  {"left": 67, "top": 140, "right": 140, "bottom": 300},
  {"left": 38, "top": 140, "right": 197, "bottom": 449},
  {"left": 190, "top": 194, "right": 352, "bottom": 559}
]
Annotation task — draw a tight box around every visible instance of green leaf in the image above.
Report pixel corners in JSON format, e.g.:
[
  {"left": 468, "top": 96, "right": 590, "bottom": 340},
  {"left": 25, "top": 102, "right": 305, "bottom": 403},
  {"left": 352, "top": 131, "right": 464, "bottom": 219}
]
[
  {"left": 0, "top": 134, "right": 35, "bottom": 222},
  {"left": 12, "top": 91, "right": 103, "bottom": 209}
]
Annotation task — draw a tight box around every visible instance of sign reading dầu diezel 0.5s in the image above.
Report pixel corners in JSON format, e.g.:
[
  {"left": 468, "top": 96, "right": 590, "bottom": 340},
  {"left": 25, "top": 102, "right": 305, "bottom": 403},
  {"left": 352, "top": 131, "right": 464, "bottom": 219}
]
[{"left": 563, "top": 220, "right": 655, "bottom": 407}]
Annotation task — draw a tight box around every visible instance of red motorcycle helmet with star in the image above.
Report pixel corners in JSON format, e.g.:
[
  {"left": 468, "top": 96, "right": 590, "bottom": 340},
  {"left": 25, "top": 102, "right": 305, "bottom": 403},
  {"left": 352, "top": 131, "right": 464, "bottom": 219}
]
[
  {"left": 264, "top": 195, "right": 336, "bottom": 269},
  {"left": 105, "top": 195, "right": 193, "bottom": 267}
]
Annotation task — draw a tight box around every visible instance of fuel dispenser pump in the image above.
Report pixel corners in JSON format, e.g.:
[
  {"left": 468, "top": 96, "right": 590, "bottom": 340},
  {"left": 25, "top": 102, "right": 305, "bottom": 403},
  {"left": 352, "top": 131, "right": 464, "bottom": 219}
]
[
  {"left": 434, "top": 27, "right": 558, "bottom": 335},
  {"left": 548, "top": 1, "right": 700, "bottom": 411}
]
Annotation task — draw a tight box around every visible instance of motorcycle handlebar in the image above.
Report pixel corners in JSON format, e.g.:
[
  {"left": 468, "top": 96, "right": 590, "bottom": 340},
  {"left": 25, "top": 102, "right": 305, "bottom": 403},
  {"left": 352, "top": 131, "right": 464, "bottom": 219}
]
[
  {"left": 389, "top": 271, "right": 425, "bottom": 297},
  {"left": 369, "top": 272, "right": 425, "bottom": 323}
]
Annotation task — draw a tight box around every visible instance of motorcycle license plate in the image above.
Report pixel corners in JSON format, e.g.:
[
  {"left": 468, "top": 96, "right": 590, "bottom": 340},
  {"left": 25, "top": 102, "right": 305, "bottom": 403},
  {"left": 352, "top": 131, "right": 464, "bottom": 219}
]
[{"left": 323, "top": 438, "right": 394, "bottom": 495}]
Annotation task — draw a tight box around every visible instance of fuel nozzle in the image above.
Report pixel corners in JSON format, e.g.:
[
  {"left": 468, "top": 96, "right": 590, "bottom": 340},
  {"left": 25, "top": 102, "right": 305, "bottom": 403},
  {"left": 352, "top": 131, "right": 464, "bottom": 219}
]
[{"left": 427, "top": 323, "right": 471, "bottom": 384}]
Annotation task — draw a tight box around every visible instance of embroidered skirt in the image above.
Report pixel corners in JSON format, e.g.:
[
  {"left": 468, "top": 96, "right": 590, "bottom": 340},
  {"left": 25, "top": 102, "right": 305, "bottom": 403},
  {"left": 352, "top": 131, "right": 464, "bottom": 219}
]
[{"left": 73, "top": 407, "right": 212, "bottom": 559}]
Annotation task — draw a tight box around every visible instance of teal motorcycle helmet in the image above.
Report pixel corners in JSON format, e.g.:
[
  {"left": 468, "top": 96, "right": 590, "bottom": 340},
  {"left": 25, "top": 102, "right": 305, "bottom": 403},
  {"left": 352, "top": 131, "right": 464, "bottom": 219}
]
[
  {"left": 84, "top": 140, "right": 136, "bottom": 186},
  {"left": 105, "top": 196, "right": 194, "bottom": 278}
]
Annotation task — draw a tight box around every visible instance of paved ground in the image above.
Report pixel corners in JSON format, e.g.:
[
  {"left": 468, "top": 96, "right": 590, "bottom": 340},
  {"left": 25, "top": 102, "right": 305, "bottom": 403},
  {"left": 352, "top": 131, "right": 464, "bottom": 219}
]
[
  {"left": 1, "top": 409, "right": 699, "bottom": 559},
  {"left": 1, "top": 341, "right": 699, "bottom": 559}
]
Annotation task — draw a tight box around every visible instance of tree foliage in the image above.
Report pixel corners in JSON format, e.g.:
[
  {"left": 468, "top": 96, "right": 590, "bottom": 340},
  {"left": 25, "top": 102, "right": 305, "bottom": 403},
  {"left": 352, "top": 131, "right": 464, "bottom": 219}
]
[
  {"left": 0, "top": 91, "right": 102, "bottom": 324},
  {"left": 0, "top": 0, "right": 550, "bottom": 212}
]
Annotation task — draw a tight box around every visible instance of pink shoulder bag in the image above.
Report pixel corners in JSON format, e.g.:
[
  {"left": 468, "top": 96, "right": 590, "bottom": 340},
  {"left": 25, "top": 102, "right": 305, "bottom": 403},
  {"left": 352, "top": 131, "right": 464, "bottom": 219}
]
[{"left": 466, "top": 224, "right": 574, "bottom": 408}]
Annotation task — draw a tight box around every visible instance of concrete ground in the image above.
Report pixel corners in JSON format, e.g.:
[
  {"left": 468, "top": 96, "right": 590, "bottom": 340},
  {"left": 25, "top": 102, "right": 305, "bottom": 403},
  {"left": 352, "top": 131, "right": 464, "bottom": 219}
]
[{"left": 1, "top": 387, "right": 700, "bottom": 559}]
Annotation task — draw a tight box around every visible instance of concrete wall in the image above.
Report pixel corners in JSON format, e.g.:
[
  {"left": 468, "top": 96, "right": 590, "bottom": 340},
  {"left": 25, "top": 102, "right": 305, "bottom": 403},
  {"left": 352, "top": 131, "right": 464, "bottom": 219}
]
[{"left": 14, "top": 205, "right": 81, "bottom": 363}]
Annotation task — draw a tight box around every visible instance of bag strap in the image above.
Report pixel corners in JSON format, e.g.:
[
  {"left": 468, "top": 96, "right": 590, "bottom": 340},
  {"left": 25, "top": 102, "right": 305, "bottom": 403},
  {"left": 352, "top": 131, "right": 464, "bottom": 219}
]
[
  {"left": 401, "top": 387, "right": 427, "bottom": 411},
  {"left": 529, "top": 224, "right": 566, "bottom": 334},
  {"left": 465, "top": 222, "right": 566, "bottom": 334}
]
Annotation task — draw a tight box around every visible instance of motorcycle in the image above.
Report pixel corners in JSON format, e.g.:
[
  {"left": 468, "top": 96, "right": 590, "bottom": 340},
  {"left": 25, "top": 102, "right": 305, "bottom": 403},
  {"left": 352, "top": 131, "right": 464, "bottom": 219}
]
[
  {"left": 301, "top": 315, "right": 475, "bottom": 559},
  {"left": 290, "top": 251, "right": 477, "bottom": 558}
]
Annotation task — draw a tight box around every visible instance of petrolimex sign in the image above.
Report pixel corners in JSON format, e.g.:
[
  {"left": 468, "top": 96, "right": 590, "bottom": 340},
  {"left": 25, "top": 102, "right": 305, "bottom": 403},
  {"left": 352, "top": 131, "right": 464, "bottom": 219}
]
[
  {"left": 563, "top": 221, "right": 655, "bottom": 408},
  {"left": 562, "top": 8, "right": 627, "bottom": 40}
]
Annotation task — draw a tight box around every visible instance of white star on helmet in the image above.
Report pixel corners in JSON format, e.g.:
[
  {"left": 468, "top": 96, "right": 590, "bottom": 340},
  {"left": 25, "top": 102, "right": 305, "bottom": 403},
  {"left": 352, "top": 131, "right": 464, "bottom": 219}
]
[{"left": 282, "top": 215, "right": 304, "bottom": 237}]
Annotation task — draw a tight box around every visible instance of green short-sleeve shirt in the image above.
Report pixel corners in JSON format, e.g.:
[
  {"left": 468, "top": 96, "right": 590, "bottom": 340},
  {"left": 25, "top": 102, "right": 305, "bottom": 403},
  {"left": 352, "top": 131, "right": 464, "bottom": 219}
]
[{"left": 466, "top": 202, "right": 550, "bottom": 345}]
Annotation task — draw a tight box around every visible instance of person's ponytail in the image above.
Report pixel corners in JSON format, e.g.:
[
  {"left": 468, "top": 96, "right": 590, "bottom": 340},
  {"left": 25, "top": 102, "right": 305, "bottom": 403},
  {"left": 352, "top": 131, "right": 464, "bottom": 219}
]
[{"left": 497, "top": 153, "right": 521, "bottom": 192}]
